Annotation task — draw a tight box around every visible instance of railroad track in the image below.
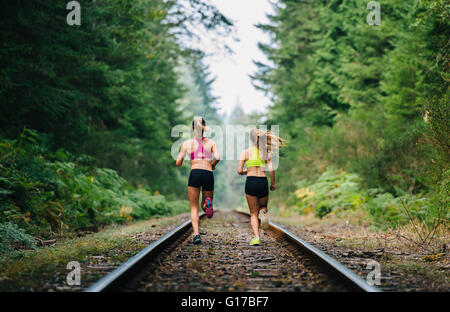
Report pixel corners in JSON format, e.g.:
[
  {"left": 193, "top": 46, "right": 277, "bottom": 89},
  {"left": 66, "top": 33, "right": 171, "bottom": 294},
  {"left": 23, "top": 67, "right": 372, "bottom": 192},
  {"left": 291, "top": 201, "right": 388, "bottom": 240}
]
[{"left": 85, "top": 210, "right": 380, "bottom": 292}]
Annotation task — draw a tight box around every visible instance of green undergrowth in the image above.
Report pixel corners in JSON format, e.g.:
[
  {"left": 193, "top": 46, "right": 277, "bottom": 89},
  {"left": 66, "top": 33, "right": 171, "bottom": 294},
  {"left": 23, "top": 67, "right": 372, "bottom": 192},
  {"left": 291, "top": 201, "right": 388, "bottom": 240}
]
[
  {"left": 287, "top": 167, "right": 449, "bottom": 229},
  {"left": 0, "top": 215, "right": 185, "bottom": 291},
  {"left": 0, "top": 130, "right": 189, "bottom": 260}
]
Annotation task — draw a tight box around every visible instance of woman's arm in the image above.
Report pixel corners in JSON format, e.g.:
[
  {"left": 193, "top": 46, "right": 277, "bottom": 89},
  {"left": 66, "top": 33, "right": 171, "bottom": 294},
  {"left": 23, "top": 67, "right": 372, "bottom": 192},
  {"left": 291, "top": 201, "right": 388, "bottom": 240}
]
[
  {"left": 211, "top": 142, "right": 220, "bottom": 170},
  {"left": 237, "top": 150, "right": 247, "bottom": 175},
  {"left": 267, "top": 155, "right": 276, "bottom": 190},
  {"left": 176, "top": 142, "right": 186, "bottom": 167}
]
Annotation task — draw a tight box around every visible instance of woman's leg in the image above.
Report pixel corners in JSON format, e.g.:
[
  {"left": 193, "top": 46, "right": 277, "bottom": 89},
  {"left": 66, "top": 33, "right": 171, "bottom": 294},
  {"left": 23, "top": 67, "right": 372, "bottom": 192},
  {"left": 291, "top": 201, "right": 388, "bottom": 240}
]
[
  {"left": 201, "top": 190, "right": 214, "bottom": 211},
  {"left": 258, "top": 196, "right": 268, "bottom": 213},
  {"left": 258, "top": 196, "right": 269, "bottom": 229},
  {"left": 188, "top": 186, "right": 201, "bottom": 235},
  {"left": 246, "top": 194, "right": 261, "bottom": 237},
  {"left": 201, "top": 171, "right": 214, "bottom": 217}
]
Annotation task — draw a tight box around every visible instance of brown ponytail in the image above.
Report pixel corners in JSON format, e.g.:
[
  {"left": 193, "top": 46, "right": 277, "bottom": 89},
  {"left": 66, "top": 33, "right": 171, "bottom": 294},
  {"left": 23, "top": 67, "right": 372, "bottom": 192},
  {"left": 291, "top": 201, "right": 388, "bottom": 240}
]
[{"left": 192, "top": 117, "right": 206, "bottom": 137}]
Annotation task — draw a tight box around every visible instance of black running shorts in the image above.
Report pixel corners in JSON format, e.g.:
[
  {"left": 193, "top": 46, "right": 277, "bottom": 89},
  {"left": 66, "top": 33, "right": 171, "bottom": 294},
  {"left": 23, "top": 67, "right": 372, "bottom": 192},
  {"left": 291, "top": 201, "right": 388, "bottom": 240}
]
[
  {"left": 188, "top": 169, "right": 214, "bottom": 191},
  {"left": 245, "top": 176, "right": 268, "bottom": 198}
]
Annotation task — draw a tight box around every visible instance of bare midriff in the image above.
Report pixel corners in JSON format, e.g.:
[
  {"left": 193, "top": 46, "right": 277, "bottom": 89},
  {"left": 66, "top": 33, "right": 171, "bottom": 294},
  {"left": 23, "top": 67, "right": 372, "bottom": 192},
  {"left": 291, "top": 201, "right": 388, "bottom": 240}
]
[
  {"left": 190, "top": 159, "right": 213, "bottom": 171},
  {"left": 246, "top": 166, "right": 267, "bottom": 177}
]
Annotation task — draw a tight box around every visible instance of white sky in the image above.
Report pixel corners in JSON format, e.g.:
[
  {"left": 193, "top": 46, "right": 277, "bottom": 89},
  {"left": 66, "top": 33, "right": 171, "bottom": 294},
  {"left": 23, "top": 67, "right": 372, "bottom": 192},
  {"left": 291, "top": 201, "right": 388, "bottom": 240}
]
[{"left": 203, "top": 0, "right": 276, "bottom": 117}]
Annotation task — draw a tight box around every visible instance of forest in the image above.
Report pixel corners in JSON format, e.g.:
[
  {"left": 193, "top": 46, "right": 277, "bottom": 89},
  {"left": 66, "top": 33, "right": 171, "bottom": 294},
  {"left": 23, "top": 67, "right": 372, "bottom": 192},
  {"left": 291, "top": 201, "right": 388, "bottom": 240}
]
[{"left": 0, "top": 0, "right": 448, "bottom": 263}]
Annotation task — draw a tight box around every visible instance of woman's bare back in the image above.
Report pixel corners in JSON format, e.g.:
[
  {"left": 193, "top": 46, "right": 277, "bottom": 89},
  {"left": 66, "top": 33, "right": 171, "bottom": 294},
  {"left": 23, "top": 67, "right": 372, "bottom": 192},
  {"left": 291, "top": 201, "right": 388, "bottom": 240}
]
[{"left": 183, "top": 138, "right": 216, "bottom": 171}]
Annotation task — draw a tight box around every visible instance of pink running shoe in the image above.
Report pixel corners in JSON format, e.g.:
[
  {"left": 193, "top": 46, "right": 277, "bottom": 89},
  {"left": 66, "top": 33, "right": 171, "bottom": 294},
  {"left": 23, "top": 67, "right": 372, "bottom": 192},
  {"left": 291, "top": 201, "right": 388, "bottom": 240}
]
[{"left": 204, "top": 197, "right": 214, "bottom": 218}]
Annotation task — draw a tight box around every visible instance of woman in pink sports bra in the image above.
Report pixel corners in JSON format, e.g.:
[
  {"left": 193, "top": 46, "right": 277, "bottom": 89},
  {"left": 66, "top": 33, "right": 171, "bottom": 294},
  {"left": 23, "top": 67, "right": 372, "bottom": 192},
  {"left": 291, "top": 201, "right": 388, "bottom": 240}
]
[{"left": 176, "top": 117, "right": 220, "bottom": 244}]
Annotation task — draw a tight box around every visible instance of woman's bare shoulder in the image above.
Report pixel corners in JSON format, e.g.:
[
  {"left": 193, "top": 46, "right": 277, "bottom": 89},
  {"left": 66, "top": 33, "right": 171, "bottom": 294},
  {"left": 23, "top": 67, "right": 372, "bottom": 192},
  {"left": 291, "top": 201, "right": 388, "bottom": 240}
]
[
  {"left": 203, "top": 138, "right": 217, "bottom": 149},
  {"left": 182, "top": 139, "right": 194, "bottom": 150},
  {"left": 239, "top": 149, "right": 249, "bottom": 160}
]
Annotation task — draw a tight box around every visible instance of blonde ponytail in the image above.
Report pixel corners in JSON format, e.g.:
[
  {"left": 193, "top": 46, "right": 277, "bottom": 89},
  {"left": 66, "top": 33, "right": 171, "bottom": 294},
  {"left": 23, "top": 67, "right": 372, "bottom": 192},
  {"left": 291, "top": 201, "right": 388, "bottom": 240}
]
[{"left": 250, "top": 128, "right": 286, "bottom": 160}]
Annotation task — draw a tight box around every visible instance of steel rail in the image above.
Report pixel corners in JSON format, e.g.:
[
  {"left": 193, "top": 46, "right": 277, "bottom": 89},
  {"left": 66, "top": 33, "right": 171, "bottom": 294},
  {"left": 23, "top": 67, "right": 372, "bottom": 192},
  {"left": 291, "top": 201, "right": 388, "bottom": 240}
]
[
  {"left": 84, "top": 212, "right": 206, "bottom": 292},
  {"left": 85, "top": 210, "right": 380, "bottom": 292},
  {"left": 235, "top": 210, "right": 381, "bottom": 292}
]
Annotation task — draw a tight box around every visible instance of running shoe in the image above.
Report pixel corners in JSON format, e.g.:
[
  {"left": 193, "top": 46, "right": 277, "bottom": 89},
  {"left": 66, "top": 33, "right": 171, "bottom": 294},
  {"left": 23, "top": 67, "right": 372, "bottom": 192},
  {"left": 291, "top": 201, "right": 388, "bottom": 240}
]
[
  {"left": 249, "top": 237, "right": 260, "bottom": 246},
  {"left": 192, "top": 234, "right": 202, "bottom": 244},
  {"left": 204, "top": 197, "right": 214, "bottom": 218},
  {"left": 260, "top": 209, "right": 269, "bottom": 229}
]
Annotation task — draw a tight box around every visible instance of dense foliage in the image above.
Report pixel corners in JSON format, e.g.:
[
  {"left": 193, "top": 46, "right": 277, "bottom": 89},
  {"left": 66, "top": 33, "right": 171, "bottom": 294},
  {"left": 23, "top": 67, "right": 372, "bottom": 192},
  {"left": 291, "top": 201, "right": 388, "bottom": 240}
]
[
  {"left": 289, "top": 167, "right": 447, "bottom": 229},
  {"left": 0, "top": 129, "right": 190, "bottom": 258},
  {"left": 253, "top": 0, "right": 449, "bottom": 226}
]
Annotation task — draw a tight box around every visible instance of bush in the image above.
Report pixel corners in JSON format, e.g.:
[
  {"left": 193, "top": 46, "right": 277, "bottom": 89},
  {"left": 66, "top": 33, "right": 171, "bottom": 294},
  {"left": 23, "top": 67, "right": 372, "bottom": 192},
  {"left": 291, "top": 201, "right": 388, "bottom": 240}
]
[
  {"left": 0, "top": 223, "right": 36, "bottom": 258},
  {"left": 293, "top": 168, "right": 367, "bottom": 218},
  {"left": 365, "top": 192, "right": 430, "bottom": 227},
  {"left": 0, "top": 132, "right": 190, "bottom": 248},
  {"left": 292, "top": 167, "right": 437, "bottom": 228}
]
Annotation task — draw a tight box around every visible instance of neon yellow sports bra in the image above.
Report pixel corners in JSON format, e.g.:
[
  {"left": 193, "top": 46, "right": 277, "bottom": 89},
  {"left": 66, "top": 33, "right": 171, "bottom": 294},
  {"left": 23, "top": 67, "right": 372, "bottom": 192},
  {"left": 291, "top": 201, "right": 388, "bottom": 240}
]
[{"left": 245, "top": 147, "right": 265, "bottom": 168}]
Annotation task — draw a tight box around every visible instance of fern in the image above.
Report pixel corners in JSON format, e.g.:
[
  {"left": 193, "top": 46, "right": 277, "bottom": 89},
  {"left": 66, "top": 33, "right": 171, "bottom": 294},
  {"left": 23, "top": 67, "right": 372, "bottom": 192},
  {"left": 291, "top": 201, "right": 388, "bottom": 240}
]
[
  {"left": 0, "top": 223, "right": 36, "bottom": 258},
  {"left": 293, "top": 167, "right": 436, "bottom": 227}
]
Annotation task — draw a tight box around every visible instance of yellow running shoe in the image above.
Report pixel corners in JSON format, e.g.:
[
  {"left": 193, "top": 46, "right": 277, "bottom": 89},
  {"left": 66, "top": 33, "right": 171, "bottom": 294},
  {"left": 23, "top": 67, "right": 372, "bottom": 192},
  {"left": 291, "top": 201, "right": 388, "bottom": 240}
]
[{"left": 249, "top": 237, "right": 260, "bottom": 246}]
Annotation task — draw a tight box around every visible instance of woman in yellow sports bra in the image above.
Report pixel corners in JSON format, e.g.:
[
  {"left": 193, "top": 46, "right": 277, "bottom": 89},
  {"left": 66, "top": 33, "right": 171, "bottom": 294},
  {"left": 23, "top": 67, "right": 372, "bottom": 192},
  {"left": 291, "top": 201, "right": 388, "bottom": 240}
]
[{"left": 237, "top": 128, "right": 286, "bottom": 246}]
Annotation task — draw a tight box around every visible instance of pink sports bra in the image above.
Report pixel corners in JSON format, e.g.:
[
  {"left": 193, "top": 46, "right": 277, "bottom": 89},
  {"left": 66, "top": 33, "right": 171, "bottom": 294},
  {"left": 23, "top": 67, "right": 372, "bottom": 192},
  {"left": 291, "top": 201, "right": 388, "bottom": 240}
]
[{"left": 190, "top": 137, "right": 212, "bottom": 160}]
